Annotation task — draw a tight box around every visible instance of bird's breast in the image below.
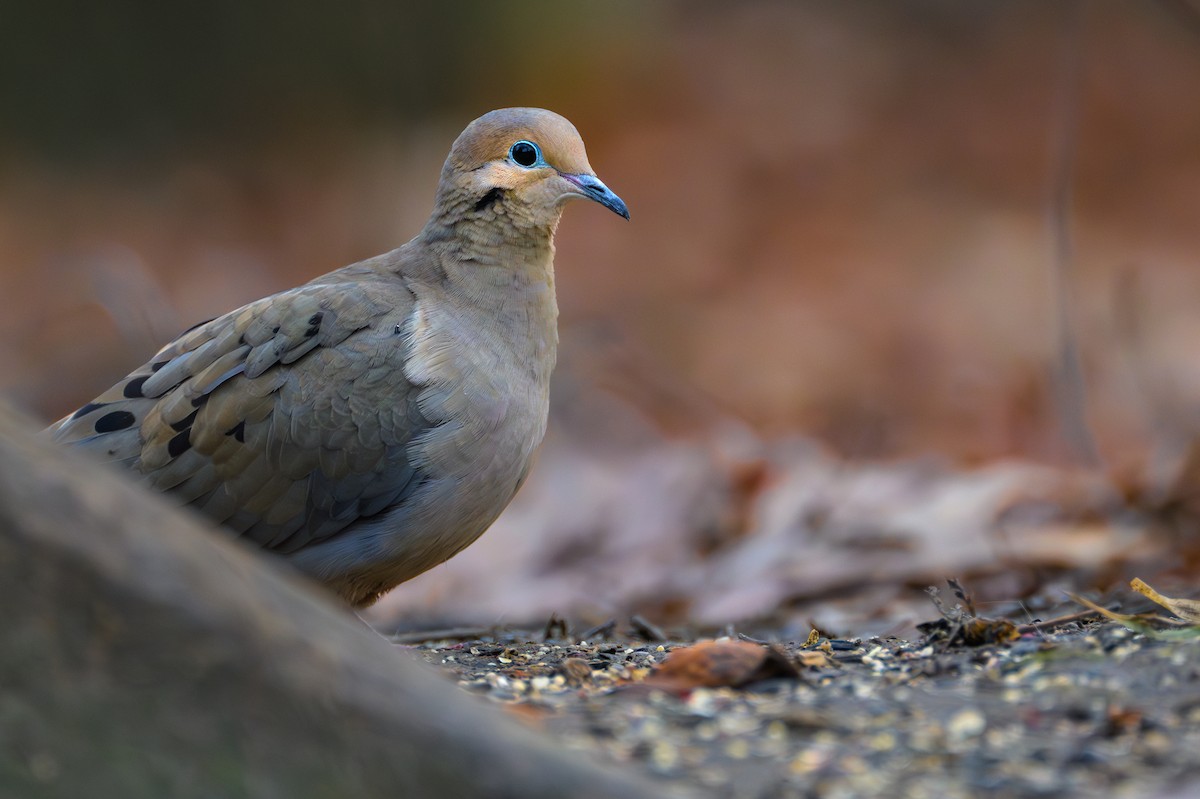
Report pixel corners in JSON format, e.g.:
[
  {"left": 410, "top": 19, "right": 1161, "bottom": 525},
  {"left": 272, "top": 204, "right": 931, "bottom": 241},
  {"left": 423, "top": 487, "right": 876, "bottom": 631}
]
[{"left": 401, "top": 284, "right": 556, "bottom": 499}]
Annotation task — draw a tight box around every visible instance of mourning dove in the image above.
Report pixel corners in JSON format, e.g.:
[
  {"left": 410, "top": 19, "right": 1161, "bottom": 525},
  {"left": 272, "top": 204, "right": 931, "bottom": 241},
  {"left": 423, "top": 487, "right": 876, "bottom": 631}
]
[{"left": 47, "top": 107, "right": 629, "bottom": 608}]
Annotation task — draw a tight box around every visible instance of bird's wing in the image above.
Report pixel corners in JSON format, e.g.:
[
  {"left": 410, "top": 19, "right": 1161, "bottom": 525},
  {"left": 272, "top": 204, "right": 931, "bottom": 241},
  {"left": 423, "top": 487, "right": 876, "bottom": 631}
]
[{"left": 49, "top": 276, "right": 428, "bottom": 554}]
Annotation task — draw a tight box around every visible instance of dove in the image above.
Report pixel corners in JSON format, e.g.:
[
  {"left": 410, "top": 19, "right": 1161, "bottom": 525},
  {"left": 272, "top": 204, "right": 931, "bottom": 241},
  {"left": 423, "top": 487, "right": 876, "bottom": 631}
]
[{"left": 47, "top": 107, "right": 629, "bottom": 608}]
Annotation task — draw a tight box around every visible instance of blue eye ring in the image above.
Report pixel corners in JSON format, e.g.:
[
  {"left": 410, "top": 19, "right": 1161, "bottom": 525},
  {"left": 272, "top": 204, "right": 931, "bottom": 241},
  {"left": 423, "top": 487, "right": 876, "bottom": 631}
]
[{"left": 509, "top": 140, "right": 542, "bottom": 168}]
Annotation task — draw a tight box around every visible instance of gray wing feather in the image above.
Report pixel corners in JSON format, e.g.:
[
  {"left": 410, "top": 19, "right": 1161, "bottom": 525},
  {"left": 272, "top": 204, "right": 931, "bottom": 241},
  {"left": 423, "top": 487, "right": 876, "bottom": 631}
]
[{"left": 49, "top": 274, "right": 431, "bottom": 554}]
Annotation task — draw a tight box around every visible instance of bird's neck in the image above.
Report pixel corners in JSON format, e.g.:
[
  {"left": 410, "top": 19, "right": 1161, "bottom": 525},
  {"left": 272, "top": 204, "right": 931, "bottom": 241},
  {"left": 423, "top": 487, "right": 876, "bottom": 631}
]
[
  {"left": 415, "top": 203, "right": 561, "bottom": 302},
  {"left": 410, "top": 214, "right": 560, "bottom": 359},
  {"left": 400, "top": 216, "right": 559, "bottom": 393},
  {"left": 425, "top": 219, "right": 556, "bottom": 268}
]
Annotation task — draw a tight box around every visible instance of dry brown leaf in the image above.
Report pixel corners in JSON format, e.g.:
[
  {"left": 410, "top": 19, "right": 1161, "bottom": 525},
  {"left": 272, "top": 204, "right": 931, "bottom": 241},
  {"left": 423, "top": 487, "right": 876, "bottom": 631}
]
[
  {"left": 1130, "top": 578, "right": 1200, "bottom": 623},
  {"left": 641, "top": 640, "right": 799, "bottom": 693}
]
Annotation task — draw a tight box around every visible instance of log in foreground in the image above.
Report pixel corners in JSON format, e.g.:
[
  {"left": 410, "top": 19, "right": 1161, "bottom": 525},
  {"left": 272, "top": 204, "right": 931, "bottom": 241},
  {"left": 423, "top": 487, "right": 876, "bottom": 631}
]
[{"left": 0, "top": 402, "right": 665, "bottom": 799}]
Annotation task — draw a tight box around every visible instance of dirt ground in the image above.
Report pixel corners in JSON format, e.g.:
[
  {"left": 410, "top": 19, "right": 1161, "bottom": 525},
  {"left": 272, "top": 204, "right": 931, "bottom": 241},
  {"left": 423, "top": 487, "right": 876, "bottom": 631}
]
[{"left": 405, "top": 605, "right": 1200, "bottom": 799}]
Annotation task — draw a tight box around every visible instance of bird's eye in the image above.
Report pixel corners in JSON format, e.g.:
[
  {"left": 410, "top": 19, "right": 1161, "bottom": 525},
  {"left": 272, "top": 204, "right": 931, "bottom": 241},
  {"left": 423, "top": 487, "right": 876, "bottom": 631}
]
[{"left": 509, "top": 140, "right": 541, "bottom": 168}]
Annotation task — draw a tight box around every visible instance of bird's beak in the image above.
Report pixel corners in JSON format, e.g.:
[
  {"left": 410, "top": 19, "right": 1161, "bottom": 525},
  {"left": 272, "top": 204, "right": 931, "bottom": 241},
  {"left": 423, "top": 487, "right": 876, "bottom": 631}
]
[{"left": 561, "top": 173, "right": 630, "bottom": 220}]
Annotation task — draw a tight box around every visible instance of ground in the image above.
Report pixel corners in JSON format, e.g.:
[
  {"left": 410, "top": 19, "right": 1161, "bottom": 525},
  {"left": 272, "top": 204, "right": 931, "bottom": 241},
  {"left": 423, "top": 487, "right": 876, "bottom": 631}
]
[{"left": 407, "top": 610, "right": 1200, "bottom": 799}]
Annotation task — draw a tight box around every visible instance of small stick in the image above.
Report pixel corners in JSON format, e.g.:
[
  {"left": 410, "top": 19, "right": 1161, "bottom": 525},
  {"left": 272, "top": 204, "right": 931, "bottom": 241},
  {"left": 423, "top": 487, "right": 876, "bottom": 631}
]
[
  {"left": 388, "top": 626, "right": 495, "bottom": 645},
  {"left": 629, "top": 614, "right": 667, "bottom": 642},
  {"left": 578, "top": 619, "right": 617, "bottom": 641},
  {"left": 1016, "top": 608, "right": 1101, "bottom": 634}
]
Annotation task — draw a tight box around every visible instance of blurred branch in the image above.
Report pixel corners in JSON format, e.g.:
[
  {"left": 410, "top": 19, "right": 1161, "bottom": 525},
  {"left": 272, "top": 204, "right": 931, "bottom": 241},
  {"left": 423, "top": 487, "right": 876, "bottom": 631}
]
[{"left": 1046, "top": 0, "right": 1104, "bottom": 470}]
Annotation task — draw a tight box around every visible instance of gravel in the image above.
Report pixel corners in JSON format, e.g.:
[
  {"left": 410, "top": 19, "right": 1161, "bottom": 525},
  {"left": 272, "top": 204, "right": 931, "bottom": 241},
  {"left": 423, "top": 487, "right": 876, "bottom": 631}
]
[{"left": 408, "top": 620, "right": 1200, "bottom": 799}]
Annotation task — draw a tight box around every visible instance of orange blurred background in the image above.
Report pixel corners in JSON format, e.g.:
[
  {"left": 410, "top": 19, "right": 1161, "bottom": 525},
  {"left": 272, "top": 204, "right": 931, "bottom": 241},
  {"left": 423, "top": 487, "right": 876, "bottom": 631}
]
[
  {"left": 6, "top": 1, "right": 1200, "bottom": 618},
  {"left": 6, "top": 2, "right": 1200, "bottom": 473},
  {"left": 5, "top": 0, "right": 1200, "bottom": 483}
]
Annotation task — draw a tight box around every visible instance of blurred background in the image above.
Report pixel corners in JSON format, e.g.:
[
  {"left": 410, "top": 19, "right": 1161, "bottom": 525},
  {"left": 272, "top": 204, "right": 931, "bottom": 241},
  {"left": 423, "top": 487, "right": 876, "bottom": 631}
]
[{"left": 4, "top": 0, "right": 1200, "bottom": 632}]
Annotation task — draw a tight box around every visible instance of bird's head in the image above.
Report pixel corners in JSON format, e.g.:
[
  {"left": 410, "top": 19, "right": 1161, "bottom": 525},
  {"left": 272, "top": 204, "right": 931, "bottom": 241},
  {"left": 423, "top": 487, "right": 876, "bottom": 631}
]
[{"left": 437, "top": 107, "right": 629, "bottom": 231}]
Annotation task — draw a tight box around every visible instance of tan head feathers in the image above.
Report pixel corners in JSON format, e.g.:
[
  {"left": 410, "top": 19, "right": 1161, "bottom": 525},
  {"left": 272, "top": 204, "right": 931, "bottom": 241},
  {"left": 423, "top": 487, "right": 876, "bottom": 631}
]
[
  {"left": 448, "top": 107, "right": 592, "bottom": 175},
  {"left": 435, "top": 107, "right": 628, "bottom": 224}
]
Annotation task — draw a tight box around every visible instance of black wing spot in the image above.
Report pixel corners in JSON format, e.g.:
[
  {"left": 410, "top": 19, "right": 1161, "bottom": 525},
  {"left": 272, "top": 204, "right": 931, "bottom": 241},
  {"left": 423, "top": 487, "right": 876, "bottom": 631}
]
[
  {"left": 226, "top": 421, "right": 246, "bottom": 443},
  {"left": 94, "top": 410, "right": 136, "bottom": 433},
  {"left": 72, "top": 401, "right": 108, "bottom": 420},
  {"left": 474, "top": 187, "right": 504, "bottom": 213},
  {"left": 151, "top": 360, "right": 170, "bottom": 372},
  {"left": 169, "top": 409, "right": 199, "bottom": 433},
  {"left": 191, "top": 393, "right": 211, "bottom": 409},
  {"left": 167, "top": 430, "right": 192, "bottom": 458},
  {"left": 305, "top": 312, "right": 323, "bottom": 338},
  {"left": 123, "top": 375, "right": 150, "bottom": 398}
]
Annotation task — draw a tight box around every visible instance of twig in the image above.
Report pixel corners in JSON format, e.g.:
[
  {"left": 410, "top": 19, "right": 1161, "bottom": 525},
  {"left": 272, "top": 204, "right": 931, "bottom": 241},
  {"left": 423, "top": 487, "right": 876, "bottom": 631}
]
[
  {"left": 542, "top": 612, "right": 570, "bottom": 641},
  {"left": 1016, "top": 608, "right": 1101, "bottom": 634},
  {"left": 578, "top": 619, "right": 617, "bottom": 641},
  {"left": 630, "top": 614, "right": 667, "bottom": 642},
  {"left": 388, "top": 626, "right": 494, "bottom": 645}
]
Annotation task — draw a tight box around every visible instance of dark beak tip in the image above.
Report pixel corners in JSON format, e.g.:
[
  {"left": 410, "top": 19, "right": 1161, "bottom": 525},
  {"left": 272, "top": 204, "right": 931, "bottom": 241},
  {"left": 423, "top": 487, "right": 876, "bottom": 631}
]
[
  {"left": 593, "top": 193, "right": 629, "bottom": 222},
  {"left": 605, "top": 193, "right": 630, "bottom": 221},
  {"left": 568, "top": 172, "right": 629, "bottom": 221}
]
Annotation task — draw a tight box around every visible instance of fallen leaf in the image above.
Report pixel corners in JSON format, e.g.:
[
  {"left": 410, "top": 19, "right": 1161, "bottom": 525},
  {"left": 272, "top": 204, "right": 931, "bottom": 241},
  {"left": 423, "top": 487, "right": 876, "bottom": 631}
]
[
  {"left": 1130, "top": 578, "right": 1200, "bottom": 623},
  {"left": 641, "top": 640, "right": 799, "bottom": 693},
  {"left": 1066, "top": 592, "right": 1200, "bottom": 640}
]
